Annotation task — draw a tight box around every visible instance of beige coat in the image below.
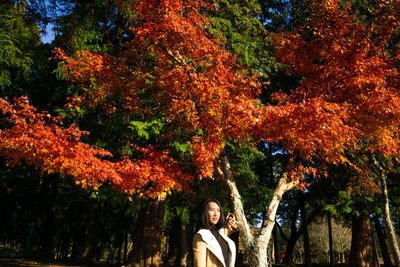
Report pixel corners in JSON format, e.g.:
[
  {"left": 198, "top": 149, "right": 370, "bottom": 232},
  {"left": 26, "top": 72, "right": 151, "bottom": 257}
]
[{"left": 193, "top": 229, "right": 236, "bottom": 267}]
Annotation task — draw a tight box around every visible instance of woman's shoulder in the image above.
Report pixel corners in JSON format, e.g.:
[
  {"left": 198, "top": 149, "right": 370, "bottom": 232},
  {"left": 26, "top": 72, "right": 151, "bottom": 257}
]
[
  {"left": 193, "top": 229, "right": 209, "bottom": 245},
  {"left": 196, "top": 228, "right": 227, "bottom": 237},
  {"left": 195, "top": 228, "right": 211, "bottom": 237},
  {"left": 194, "top": 229, "right": 213, "bottom": 242}
]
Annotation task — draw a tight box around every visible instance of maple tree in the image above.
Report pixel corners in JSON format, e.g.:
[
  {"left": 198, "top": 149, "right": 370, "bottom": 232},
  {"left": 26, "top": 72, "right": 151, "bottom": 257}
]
[
  {"left": 2, "top": 0, "right": 400, "bottom": 265},
  {"left": 273, "top": 0, "right": 400, "bottom": 155},
  {"left": 204, "top": 0, "right": 400, "bottom": 264},
  {"left": 269, "top": 0, "right": 400, "bottom": 266},
  {"left": 33, "top": 0, "right": 265, "bottom": 264},
  {"left": 0, "top": 96, "right": 191, "bottom": 198},
  {"left": 52, "top": 0, "right": 263, "bottom": 180},
  {"left": 1, "top": 0, "right": 265, "bottom": 263}
]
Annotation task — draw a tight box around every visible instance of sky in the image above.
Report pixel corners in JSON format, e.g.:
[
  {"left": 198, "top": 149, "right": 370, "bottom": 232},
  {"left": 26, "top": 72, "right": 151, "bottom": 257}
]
[{"left": 41, "top": 23, "right": 55, "bottom": 44}]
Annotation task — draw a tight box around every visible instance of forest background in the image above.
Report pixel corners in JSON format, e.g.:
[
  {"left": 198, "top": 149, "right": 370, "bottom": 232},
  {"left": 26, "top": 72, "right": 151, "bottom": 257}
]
[{"left": 1, "top": 0, "right": 400, "bottom": 266}]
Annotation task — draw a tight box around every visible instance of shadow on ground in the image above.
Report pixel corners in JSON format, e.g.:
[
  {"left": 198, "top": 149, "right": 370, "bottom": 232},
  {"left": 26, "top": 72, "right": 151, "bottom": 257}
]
[{"left": 0, "top": 258, "right": 121, "bottom": 267}]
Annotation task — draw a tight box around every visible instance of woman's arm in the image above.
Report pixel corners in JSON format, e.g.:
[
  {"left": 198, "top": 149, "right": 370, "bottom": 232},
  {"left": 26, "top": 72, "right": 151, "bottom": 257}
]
[
  {"left": 223, "top": 214, "right": 238, "bottom": 236},
  {"left": 193, "top": 234, "right": 207, "bottom": 267}
]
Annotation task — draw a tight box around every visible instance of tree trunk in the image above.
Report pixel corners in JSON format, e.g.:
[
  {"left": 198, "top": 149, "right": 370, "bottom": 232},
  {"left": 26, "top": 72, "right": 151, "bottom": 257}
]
[
  {"left": 371, "top": 156, "right": 400, "bottom": 266},
  {"left": 300, "top": 192, "right": 311, "bottom": 267},
  {"left": 349, "top": 214, "right": 379, "bottom": 267},
  {"left": 273, "top": 225, "right": 280, "bottom": 264},
  {"left": 218, "top": 153, "right": 298, "bottom": 266},
  {"left": 39, "top": 175, "right": 59, "bottom": 260},
  {"left": 328, "top": 213, "right": 334, "bottom": 267},
  {"left": 81, "top": 200, "right": 101, "bottom": 263},
  {"left": 71, "top": 222, "right": 84, "bottom": 260},
  {"left": 283, "top": 198, "right": 301, "bottom": 265},
  {"left": 373, "top": 216, "right": 393, "bottom": 266},
  {"left": 118, "top": 242, "right": 123, "bottom": 264},
  {"left": 124, "top": 230, "right": 129, "bottom": 264},
  {"left": 127, "top": 195, "right": 166, "bottom": 267},
  {"left": 179, "top": 223, "right": 190, "bottom": 266},
  {"left": 22, "top": 215, "right": 41, "bottom": 257},
  {"left": 282, "top": 202, "right": 323, "bottom": 265}
]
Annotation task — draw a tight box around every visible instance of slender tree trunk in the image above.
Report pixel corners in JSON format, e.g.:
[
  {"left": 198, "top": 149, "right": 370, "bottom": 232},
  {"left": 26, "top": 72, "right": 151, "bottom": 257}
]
[
  {"left": 166, "top": 213, "right": 178, "bottom": 265},
  {"left": 22, "top": 175, "right": 48, "bottom": 258},
  {"left": 39, "top": 206, "right": 57, "bottom": 260},
  {"left": 372, "top": 225, "right": 380, "bottom": 267},
  {"left": 300, "top": 192, "right": 311, "bottom": 267},
  {"left": 179, "top": 223, "right": 189, "bottom": 266},
  {"left": 273, "top": 225, "right": 280, "bottom": 264},
  {"left": 372, "top": 156, "right": 400, "bottom": 266},
  {"left": 282, "top": 203, "right": 323, "bottom": 265},
  {"left": 349, "top": 214, "right": 379, "bottom": 267},
  {"left": 81, "top": 200, "right": 101, "bottom": 263},
  {"left": 118, "top": 242, "right": 123, "bottom": 264},
  {"left": 127, "top": 195, "right": 166, "bottom": 267},
  {"left": 22, "top": 215, "right": 41, "bottom": 257},
  {"left": 327, "top": 213, "right": 334, "bottom": 267},
  {"left": 283, "top": 199, "right": 301, "bottom": 265},
  {"left": 71, "top": 223, "right": 84, "bottom": 260},
  {"left": 282, "top": 232, "right": 297, "bottom": 265},
  {"left": 39, "top": 175, "right": 59, "bottom": 260},
  {"left": 373, "top": 216, "right": 393, "bottom": 266},
  {"left": 218, "top": 153, "right": 298, "bottom": 266},
  {"left": 124, "top": 230, "right": 129, "bottom": 264}
]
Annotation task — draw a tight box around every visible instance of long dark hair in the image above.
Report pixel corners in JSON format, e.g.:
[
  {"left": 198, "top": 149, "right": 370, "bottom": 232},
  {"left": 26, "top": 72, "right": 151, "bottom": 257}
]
[{"left": 200, "top": 198, "right": 226, "bottom": 230}]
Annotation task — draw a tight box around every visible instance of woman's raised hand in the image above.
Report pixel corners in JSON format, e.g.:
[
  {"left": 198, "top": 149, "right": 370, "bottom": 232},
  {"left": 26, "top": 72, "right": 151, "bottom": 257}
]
[{"left": 226, "top": 213, "right": 238, "bottom": 232}]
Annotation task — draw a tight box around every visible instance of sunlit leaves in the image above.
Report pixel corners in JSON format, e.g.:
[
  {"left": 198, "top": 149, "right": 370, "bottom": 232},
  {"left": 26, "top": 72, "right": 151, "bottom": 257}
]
[
  {"left": 54, "top": 48, "right": 141, "bottom": 114},
  {"left": 270, "top": 0, "right": 400, "bottom": 179},
  {"left": 56, "top": 0, "right": 263, "bottom": 179},
  {"left": 6, "top": 0, "right": 400, "bottom": 198},
  {"left": 0, "top": 97, "right": 191, "bottom": 198}
]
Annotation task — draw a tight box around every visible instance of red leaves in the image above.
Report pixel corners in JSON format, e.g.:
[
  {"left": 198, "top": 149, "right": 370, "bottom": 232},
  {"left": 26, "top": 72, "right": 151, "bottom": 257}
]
[
  {"left": 0, "top": 96, "right": 118, "bottom": 188},
  {"left": 0, "top": 97, "right": 191, "bottom": 197},
  {"left": 7, "top": 0, "right": 400, "bottom": 196},
  {"left": 53, "top": 48, "right": 141, "bottom": 113},
  {"left": 270, "top": 0, "right": 400, "bottom": 180},
  {"left": 125, "top": 0, "right": 263, "bottom": 178},
  {"left": 261, "top": 98, "right": 355, "bottom": 164},
  {"left": 114, "top": 147, "right": 192, "bottom": 198},
  {"left": 7, "top": 0, "right": 400, "bottom": 195},
  {"left": 0, "top": 0, "right": 264, "bottom": 201},
  {"left": 55, "top": 0, "right": 263, "bottom": 181}
]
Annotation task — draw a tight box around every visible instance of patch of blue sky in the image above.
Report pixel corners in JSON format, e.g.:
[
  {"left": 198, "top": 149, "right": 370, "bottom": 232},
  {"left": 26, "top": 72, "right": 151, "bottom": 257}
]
[
  {"left": 41, "top": 23, "right": 55, "bottom": 44},
  {"left": 40, "top": 0, "right": 76, "bottom": 44}
]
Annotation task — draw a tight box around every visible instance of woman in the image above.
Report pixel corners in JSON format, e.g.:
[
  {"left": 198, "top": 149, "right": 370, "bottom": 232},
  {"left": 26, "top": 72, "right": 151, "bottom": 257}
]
[{"left": 193, "top": 198, "right": 238, "bottom": 267}]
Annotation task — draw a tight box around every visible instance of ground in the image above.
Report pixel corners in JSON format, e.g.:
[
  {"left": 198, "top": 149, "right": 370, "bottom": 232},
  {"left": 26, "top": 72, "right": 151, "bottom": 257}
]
[
  {"left": 0, "top": 258, "right": 355, "bottom": 267},
  {"left": 0, "top": 258, "right": 121, "bottom": 267}
]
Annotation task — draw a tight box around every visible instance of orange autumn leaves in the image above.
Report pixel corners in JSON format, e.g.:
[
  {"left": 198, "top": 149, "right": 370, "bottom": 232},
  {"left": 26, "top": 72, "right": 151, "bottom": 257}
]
[
  {"left": 0, "top": 97, "right": 190, "bottom": 198},
  {"left": 2, "top": 0, "right": 400, "bottom": 197},
  {"left": 55, "top": 49, "right": 141, "bottom": 114},
  {"left": 270, "top": 0, "right": 400, "bottom": 168},
  {"left": 123, "top": 0, "right": 263, "bottom": 177},
  {"left": 1, "top": 0, "right": 262, "bottom": 198},
  {"left": 55, "top": 0, "right": 262, "bottom": 178},
  {"left": 262, "top": 99, "right": 354, "bottom": 165}
]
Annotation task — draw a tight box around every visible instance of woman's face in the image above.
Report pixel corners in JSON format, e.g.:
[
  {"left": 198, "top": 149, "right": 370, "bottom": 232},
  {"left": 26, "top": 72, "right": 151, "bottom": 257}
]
[{"left": 207, "top": 201, "right": 221, "bottom": 225}]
